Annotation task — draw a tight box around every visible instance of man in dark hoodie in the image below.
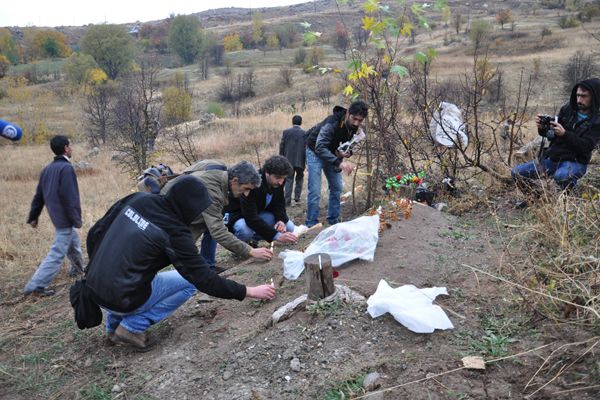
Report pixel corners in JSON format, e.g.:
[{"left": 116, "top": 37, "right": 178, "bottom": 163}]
[
  {"left": 305, "top": 100, "right": 369, "bottom": 227},
  {"left": 24, "top": 135, "right": 84, "bottom": 296},
  {"left": 512, "top": 78, "right": 600, "bottom": 196},
  {"left": 225, "top": 155, "right": 298, "bottom": 245},
  {"left": 84, "top": 175, "right": 275, "bottom": 350}
]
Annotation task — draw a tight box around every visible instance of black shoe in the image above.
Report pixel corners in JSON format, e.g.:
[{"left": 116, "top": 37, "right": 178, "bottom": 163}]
[
  {"left": 294, "top": 198, "right": 301, "bottom": 203},
  {"left": 211, "top": 266, "right": 226, "bottom": 274},
  {"left": 247, "top": 240, "right": 259, "bottom": 248},
  {"left": 24, "top": 287, "right": 55, "bottom": 297}
]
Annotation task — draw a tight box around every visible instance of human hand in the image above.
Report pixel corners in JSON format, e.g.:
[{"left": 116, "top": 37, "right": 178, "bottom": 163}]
[
  {"left": 29, "top": 220, "right": 38, "bottom": 228},
  {"left": 339, "top": 161, "right": 354, "bottom": 175},
  {"left": 276, "top": 232, "right": 298, "bottom": 244},
  {"left": 550, "top": 121, "right": 565, "bottom": 137},
  {"left": 335, "top": 149, "right": 351, "bottom": 158},
  {"left": 274, "top": 221, "right": 286, "bottom": 232},
  {"left": 246, "top": 284, "right": 276, "bottom": 300},
  {"left": 249, "top": 247, "right": 273, "bottom": 261}
]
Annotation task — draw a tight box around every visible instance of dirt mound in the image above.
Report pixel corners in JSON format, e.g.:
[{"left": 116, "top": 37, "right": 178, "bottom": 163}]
[{"left": 106, "top": 204, "right": 527, "bottom": 399}]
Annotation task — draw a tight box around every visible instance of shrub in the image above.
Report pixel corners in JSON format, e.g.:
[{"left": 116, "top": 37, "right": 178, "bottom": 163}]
[
  {"left": 558, "top": 16, "right": 581, "bottom": 29},
  {"left": 205, "top": 102, "right": 225, "bottom": 117},
  {"left": 163, "top": 86, "right": 192, "bottom": 126},
  {"left": 293, "top": 47, "right": 307, "bottom": 65},
  {"left": 562, "top": 51, "right": 599, "bottom": 92},
  {"left": 541, "top": 27, "right": 552, "bottom": 39}
]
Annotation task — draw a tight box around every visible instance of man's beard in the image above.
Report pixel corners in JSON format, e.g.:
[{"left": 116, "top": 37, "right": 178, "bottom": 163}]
[{"left": 578, "top": 103, "right": 590, "bottom": 113}]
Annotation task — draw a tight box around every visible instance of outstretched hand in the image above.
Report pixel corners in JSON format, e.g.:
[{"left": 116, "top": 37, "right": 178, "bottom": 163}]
[
  {"left": 249, "top": 247, "right": 273, "bottom": 261},
  {"left": 246, "top": 284, "right": 276, "bottom": 300}
]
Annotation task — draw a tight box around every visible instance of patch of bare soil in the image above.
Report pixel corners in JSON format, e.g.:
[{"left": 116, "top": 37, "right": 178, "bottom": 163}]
[{"left": 2, "top": 203, "right": 597, "bottom": 399}]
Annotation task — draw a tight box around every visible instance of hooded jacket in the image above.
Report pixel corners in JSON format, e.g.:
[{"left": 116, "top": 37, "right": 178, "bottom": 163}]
[
  {"left": 306, "top": 106, "right": 356, "bottom": 168},
  {"left": 225, "top": 169, "right": 289, "bottom": 242},
  {"left": 544, "top": 78, "right": 600, "bottom": 164},
  {"left": 85, "top": 176, "right": 246, "bottom": 313}
]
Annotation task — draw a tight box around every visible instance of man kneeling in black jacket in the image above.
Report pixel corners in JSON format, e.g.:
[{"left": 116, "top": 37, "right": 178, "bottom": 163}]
[{"left": 84, "top": 175, "right": 275, "bottom": 350}]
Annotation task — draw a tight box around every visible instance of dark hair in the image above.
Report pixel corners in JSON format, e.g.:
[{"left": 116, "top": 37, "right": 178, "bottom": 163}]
[
  {"left": 263, "top": 155, "right": 293, "bottom": 177},
  {"left": 292, "top": 115, "right": 302, "bottom": 125},
  {"left": 228, "top": 161, "right": 262, "bottom": 186},
  {"left": 50, "top": 135, "right": 70, "bottom": 156},
  {"left": 348, "top": 100, "right": 369, "bottom": 118}
]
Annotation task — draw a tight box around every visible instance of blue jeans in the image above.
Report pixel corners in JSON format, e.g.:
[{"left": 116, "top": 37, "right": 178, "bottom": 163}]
[
  {"left": 200, "top": 231, "right": 217, "bottom": 268},
  {"left": 305, "top": 148, "right": 343, "bottom": 227},
  {"left": 24, "top": 227, "right": 83, "bottom": 293},
  {"left": 512, "top": 158, "right": 587, "bottom": 190},
  {"left": 104, "top": 270, "right": 197, "bottom": 334},
  {"left": 233, "top": 211, "right": 296, "bottom": 242}
]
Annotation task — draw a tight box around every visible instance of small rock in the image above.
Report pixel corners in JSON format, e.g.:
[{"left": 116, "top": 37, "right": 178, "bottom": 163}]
[
  {"left": 222, "top": 370, "right": 233, "bottom": 381},
  {"left": 111, "top": 384, "right": 122, "bottom": 393},
  {"left": 284, "top": 375, "right": 291, "bottom": 382},
  {"left": 363, "top": 372, "right": 381, "bottom": 391},
  {"left": 84, "top": 357, "right": 92, "bottom": 368},
  {"left": 290, "top": 358, "right": 301, "bottom": 372}
]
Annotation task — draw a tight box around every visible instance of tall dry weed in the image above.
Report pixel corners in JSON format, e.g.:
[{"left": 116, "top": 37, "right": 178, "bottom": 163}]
[{"left": 509, "top": 190, "right": 600, "bottom": 327}]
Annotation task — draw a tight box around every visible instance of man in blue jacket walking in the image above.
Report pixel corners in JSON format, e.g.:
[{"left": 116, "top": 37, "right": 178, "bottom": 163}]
[{"left": 24, "top": 135, "right": 84, "bottom": 296}]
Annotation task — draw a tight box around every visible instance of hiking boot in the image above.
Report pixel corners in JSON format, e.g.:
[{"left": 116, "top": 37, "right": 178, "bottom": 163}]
[
  {"left": 114, "top": 325, "right": 155, "bottom": 351},
  {"left": 24, "top": 287, "right": 55, "bottom": 297}
]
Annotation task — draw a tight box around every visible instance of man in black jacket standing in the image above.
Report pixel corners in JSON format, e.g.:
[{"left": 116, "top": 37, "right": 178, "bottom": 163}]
[
  {"left": 512, "top": 78, "right": 600, "bottom": 199},
  {"left": 305, "top": 101, "right": 369, "bottom": 227},
  {"left": 279, "top": 115, "right": 306, "bottom": 206},
  {"left": 24, "top": 135, "right": 84, "bottom": 296},
  {"left": 226, "top": 156, "right": 298, "bottom": 245},
  {"left": 84, "top": 176, "right": 275, "bottom": 350}
]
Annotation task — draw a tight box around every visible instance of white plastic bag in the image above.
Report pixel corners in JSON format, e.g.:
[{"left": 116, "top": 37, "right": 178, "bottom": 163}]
[
  {"left": 279, "top": 214, "right": 380, "bottom": 280},
  {"left": 429, "top": 102, "right": 468, "bottom": 148},
  {"left": 367, "top": 280, "right": 454, "bottom": 333}
]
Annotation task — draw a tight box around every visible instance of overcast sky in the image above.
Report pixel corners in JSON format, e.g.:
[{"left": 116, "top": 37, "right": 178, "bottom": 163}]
[{"left": 0, "top": 0, "right": 308, "bottom": 28}]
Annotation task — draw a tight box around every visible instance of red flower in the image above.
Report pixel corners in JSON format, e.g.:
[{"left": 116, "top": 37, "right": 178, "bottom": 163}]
[
  {"left": 332, "top": 270, "right": 340, "bottom": 278},
  {"left": 396, "top": 175, "right": 402, "bottom": 181},
  {"left": 417, "top": 179, "right": 423, "bottom": 185}
]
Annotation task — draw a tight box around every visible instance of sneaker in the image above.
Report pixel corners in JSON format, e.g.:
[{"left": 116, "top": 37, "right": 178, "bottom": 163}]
[
  {"left": 114, "top": 325, "right": 156, "bottom": 351},
  {"left": 24, "top": 287, "right": 55, "bottom": 297}
]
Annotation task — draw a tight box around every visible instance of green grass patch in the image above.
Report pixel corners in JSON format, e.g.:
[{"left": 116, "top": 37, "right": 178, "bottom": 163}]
[
  {"left": 324, "top": 374, "right": 366, "bottom": 400},
  {"left": 306, "top": 299, "right": 343, "bottom": 318}
]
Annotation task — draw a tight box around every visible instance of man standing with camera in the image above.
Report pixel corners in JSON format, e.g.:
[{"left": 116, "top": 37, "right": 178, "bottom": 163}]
[
  {"left": 512, "top": 78, "right": 600, "bottom": 199},
  {"left": 304, "top": 100, "right": 369, "bottom": 227}
]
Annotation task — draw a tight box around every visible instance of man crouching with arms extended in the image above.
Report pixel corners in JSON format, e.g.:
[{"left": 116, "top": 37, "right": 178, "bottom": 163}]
[{"left": 83, "top": 176, "right": 275, "bottom": 350}]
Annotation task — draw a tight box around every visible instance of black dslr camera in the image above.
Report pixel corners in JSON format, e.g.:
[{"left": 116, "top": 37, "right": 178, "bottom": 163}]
[{"left": 539, "top": 115, "right": 557, "bottom": 140}]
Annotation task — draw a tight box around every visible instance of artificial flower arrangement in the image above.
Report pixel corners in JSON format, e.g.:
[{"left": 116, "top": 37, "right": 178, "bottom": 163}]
[{"left": 384, "top": 171, "right": 426, "bottom": 192}]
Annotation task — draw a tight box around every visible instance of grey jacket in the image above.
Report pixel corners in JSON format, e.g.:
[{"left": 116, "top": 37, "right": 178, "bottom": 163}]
[{"left": 279, "top": 125, "right": 306, "bottom": 169}]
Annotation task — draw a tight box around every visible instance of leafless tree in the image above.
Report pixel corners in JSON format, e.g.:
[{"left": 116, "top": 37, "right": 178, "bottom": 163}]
[
  {"left": 82, "top": 82, "right": 115, "bottom": 146},
  {"left": 111, "top": 57, "right": 163, "bottom": 174}
]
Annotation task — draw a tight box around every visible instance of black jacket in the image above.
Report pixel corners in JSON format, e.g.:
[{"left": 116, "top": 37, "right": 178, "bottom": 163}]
[
  {"left": 306, "top": 105, "right": 355, "bottom": 169},
  {"left": 279, "top": 125, "right": 306, "bottom": 169},
  {"left": 85, "top": 176, "right": 246, "bottom": 313},
  {"left": 28, "top": 156, "right": 81, "bottom": 229},
  {"left": 544, "top": 78, "right": 600, "bottom": 164},
  {"left": 225, "top": 170, "right": 289, "bottom": 242}
]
